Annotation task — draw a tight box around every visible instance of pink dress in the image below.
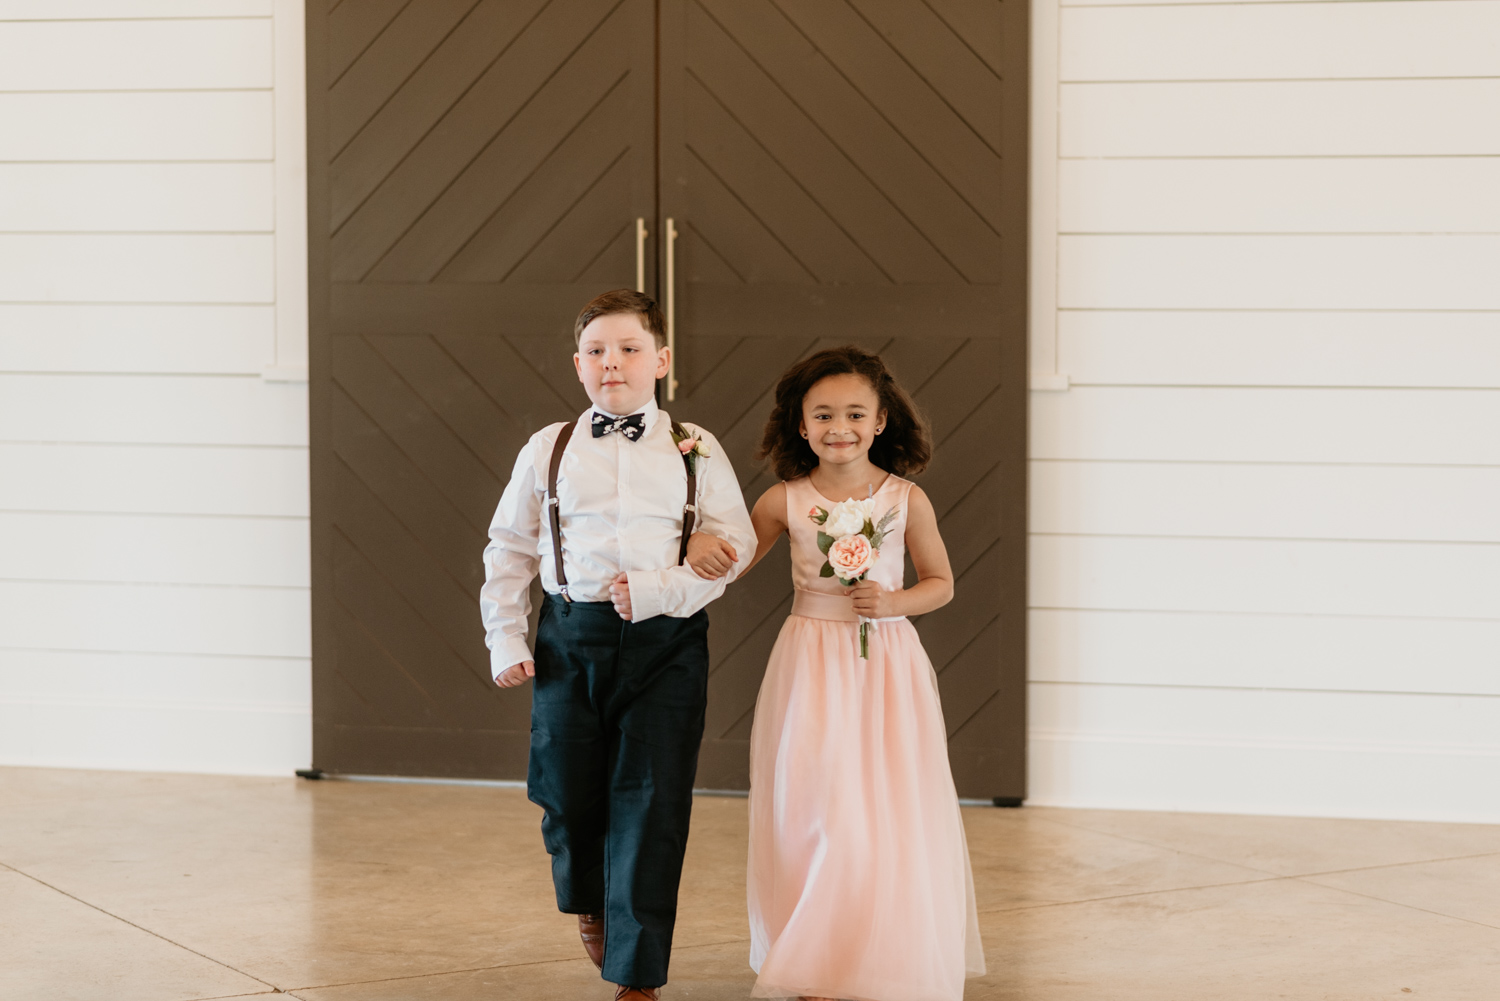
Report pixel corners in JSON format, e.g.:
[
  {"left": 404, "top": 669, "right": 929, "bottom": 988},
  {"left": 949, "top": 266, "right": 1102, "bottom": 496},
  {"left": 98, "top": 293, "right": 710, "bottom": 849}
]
[{"left": 747, "top": 475, "right": 985, "bottom": 1001}]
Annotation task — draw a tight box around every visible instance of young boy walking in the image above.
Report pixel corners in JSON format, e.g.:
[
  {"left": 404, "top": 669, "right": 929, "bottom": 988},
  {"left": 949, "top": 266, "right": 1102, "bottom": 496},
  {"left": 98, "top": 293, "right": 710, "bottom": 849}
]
[{"left": 480, "top": 289, "right": 755, "bottom": 999}]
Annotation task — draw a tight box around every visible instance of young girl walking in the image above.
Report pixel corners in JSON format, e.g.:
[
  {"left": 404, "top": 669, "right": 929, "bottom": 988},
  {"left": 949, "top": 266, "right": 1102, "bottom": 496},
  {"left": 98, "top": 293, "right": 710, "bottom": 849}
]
[{"left": 688, "top": 346, "right": 985, "bottom": 1001}]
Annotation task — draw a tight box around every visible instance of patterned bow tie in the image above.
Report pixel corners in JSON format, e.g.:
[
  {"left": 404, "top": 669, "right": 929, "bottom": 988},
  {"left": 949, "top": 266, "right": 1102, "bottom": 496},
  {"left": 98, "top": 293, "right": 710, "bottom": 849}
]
[{"left": 591, "top": 411, "right": 646, "bottom": 441}]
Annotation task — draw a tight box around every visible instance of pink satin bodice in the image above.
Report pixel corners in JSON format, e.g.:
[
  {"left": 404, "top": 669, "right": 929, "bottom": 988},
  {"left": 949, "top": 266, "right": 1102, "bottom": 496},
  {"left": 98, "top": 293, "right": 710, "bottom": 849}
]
[{"left": 784, "top": 474, "right": 913, "bottom": 598}]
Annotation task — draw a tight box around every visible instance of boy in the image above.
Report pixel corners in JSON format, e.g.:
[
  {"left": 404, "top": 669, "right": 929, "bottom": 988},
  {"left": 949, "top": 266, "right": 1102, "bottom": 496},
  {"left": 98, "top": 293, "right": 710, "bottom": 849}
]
[{"left": 480, "top": 289, "right": 755, "bottom": 999}]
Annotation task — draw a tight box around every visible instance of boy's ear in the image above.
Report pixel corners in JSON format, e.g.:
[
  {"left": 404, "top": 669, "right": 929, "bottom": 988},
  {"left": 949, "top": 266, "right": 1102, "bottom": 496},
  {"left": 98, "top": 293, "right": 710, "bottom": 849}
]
[
  {"left": 573, "top": 351, "right": 584, "bottom": 382},
  {"left": 654, "top": 344, "right": 671, "bottom": 380}
]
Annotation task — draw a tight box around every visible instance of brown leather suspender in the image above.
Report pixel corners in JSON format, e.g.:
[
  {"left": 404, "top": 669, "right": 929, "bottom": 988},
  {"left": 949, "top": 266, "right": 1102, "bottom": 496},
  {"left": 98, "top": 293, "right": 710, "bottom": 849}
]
[
  {"left": 545, "top": 417, "right": 697, "bottom": 603},
  {"left": 546, "top": 419, "right": 576, "bottom": 601},
  {"left": 673, "top": 420, "right": 698, "bottom": 566}
]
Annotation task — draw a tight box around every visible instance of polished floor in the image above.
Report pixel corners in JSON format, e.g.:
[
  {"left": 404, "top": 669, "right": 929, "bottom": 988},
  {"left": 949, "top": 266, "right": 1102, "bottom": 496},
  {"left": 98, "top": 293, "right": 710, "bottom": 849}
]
[{"left": 4, "top": 767, "right": 1500, "bottom": 1000}]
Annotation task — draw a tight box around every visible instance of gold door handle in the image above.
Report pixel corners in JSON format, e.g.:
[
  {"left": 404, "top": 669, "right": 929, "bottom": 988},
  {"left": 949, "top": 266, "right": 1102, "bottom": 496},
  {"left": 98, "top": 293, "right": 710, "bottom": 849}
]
[
  {"left": 665, "top": 217, "right": 678, "bottom": 401},
  {"left": 634, "top": 217, "right": 647, "bottom": 294}
]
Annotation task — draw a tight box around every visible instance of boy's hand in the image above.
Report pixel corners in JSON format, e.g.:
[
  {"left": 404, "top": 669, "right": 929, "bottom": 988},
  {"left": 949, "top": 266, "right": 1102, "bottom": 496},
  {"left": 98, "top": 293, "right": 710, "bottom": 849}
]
[
  {"left": 496, "top": 660, "right": 535, "bottom": 688},
  {"left": 685, "top": 532, "right": 738, "bottom": 580},
  {"left": 609, "top": 572, "right": 632, "bottom": 620},
  {"left": 849, "top": 579, "right": 895, "bottom": 619}
]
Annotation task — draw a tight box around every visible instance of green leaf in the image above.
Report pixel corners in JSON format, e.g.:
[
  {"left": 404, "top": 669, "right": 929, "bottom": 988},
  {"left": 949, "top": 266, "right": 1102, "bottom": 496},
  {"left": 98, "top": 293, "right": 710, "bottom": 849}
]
[
  {"left": 861, "top": 518, "right": 875, "bottom": 536},
  {"left": 817, "top": 531, "right": 835, "bottom": 555},
  {"left": 819, "top": 562, "right": 836, "bottom": 578},
  {"left": 869, "top": 531, "right": 884, "bottom": 550}
]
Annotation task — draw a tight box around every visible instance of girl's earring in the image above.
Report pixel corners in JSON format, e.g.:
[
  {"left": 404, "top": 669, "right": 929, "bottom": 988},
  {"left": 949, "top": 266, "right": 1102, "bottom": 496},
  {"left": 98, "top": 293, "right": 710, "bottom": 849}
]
[{"left": 876, "top": 427, "right": 883, "bottom": 435}]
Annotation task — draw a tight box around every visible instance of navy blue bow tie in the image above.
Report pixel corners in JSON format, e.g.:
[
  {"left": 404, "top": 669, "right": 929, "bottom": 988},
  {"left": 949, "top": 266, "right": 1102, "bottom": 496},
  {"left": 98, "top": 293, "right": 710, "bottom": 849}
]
[{"left": 591, "top": 411, "right": 646, "bottom": 441}]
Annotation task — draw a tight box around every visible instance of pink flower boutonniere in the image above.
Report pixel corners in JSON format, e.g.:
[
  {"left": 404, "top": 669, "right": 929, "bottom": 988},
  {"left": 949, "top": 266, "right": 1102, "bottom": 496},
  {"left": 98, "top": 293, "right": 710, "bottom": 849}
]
[{"left": 670, "top": 426, "right": 711, "bottom": 474}]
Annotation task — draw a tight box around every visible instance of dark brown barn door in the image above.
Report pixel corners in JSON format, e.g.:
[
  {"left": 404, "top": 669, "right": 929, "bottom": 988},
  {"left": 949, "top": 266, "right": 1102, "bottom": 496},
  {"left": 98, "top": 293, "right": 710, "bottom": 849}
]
[
  {"left": 307, "top": 0, "right": 1027, "bottom": 800},
  {"left": 307, "top": 0, "right": 657, "bottom": 776},
  {"left": 661, "top": 0, "right": 1027, "bottom": 799}
]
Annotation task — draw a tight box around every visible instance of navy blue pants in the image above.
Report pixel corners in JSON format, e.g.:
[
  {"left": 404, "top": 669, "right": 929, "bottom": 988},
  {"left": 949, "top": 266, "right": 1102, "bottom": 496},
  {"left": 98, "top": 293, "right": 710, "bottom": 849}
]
[{"left": 527, "top": 595, "right": 709, "bottom": 989}]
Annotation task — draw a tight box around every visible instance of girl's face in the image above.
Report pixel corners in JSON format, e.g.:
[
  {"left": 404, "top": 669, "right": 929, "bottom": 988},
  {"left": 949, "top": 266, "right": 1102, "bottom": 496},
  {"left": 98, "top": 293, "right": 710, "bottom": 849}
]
[{"left": 800, "top": 373, "right": 886, "bottom": 469}]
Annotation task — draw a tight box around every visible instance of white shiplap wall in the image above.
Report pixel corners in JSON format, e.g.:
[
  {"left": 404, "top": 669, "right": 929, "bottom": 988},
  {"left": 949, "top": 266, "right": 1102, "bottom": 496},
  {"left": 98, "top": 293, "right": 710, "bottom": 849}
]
[
  {"left": 1029, "top": 0, "right": 1500, "bottom": 822},
  {"left": 0, "top": 0, "right": 310, "bottom": 775}
]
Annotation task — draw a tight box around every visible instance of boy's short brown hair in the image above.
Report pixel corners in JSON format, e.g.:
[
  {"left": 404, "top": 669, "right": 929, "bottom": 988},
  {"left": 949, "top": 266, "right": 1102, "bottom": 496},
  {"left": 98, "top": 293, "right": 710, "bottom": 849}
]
[{"left": 574, "top": 289, "right": 667, "bottom": 348}]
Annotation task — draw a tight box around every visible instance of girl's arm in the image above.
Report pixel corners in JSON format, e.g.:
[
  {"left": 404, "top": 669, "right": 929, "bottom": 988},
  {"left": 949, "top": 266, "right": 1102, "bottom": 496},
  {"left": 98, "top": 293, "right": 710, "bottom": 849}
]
[
  {"left": 684, "top": 482, "right": 789, "bottom": 580},
  {"left": 742, "top": 482, "right": 790, "bottom": 575},
  {"left": 849, "top": 485, "right": 953, "bottom": 618}
]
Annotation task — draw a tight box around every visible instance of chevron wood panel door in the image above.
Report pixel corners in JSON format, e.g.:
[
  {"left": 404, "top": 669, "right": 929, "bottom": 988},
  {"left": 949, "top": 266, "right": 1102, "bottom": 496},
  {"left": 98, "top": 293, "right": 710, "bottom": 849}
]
[
  {"left": 308, "top": 0, "right": 657, "bottom": 777},
  {"left": 661, "top": 0, "right": 1028, "bottom": 799},
  {"left": 307, "top": 0, "right": 1027, "bottom": 798}
]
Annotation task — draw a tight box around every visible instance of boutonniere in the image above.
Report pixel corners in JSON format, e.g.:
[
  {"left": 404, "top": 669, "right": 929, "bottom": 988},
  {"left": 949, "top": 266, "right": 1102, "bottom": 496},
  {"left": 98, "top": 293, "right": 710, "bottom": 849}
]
[
  {"left": 808, "top": 498, "right": 900, "bottom": 658},
  {"left": 670, "top": 426, "right": 711, "bottom": 474}
]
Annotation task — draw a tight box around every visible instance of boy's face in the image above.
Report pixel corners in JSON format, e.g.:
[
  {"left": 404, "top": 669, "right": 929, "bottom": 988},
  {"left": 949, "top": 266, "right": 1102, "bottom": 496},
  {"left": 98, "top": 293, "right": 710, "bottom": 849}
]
[{"left": 574, "top": 312, "right": 670, "bottom": 416}]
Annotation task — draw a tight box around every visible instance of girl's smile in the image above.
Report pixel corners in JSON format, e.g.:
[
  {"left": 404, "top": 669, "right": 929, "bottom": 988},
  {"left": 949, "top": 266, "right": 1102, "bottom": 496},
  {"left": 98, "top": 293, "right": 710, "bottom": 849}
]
[{"left": 800, "top": 372, "right": 885, "bottom": 471}]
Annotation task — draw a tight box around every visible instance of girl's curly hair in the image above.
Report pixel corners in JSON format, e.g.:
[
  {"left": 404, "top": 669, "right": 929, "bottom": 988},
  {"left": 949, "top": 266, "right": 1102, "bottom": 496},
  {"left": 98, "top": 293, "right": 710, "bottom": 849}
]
[{"left": 757, "top": 346, "right": 931, "bottom": 482}]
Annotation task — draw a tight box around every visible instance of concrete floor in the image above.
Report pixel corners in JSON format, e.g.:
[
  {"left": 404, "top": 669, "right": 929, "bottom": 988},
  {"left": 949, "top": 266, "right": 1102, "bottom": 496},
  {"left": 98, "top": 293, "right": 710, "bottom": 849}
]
[{"left": 4, "top": 768, "right": 1500, "bottom": 1000}]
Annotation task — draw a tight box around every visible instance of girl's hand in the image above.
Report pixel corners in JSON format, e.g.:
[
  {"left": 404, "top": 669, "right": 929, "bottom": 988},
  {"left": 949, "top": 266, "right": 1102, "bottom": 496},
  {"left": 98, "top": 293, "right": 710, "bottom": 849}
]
[
  {"left": 685, "top": 532, "right": 738, "bottom": 579},
  {"left": 849, "top": 579, "right": 895, "bottom": 618}
]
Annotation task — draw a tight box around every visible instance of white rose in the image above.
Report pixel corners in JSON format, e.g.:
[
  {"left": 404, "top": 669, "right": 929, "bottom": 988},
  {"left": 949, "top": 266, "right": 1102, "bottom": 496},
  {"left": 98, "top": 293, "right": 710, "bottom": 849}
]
[{"left": 822, "top": 498, "right": 873, "bottom": 538}]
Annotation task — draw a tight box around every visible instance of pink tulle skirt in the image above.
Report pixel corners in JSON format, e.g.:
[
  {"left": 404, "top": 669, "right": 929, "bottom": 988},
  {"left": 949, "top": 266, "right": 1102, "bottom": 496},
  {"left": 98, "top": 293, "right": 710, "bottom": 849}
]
[{"left": 747, "top": 613, "right": 985, "bottom": 1001}]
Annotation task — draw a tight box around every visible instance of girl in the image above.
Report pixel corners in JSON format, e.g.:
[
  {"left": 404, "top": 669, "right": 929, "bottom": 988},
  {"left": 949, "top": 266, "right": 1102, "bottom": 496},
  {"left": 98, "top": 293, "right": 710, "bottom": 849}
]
[{"left": 687, "top": 346, "right": 984, "bottom": 1001}]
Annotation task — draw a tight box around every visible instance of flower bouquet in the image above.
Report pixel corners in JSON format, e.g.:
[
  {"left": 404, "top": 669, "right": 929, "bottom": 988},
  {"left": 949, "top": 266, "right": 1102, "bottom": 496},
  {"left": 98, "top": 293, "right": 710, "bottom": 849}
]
[{"left": 809, "top": 498, "right": 901, "bottom": 658}]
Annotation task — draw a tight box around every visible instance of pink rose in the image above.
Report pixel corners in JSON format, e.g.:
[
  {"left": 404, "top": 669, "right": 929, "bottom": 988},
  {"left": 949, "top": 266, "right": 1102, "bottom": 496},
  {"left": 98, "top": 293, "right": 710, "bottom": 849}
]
[
  {"left": 808, "top": 506, "right": 821, "bottom": 519},
  {"left": 827, "top": 533, "right": 876, "bottom": 581},
  {"left": 678, "top": 437, "right": 696, "bottom": 454}
]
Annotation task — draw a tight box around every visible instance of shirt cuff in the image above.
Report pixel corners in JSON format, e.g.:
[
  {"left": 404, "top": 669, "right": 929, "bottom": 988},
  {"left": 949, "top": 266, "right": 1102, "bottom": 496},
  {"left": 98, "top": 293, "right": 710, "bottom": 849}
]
[
  {"left": 490, "top": 636, "right": 535, "bottom": 681},
  {"left": 626, "top": 569, "right": 665, "bottom": 622}
]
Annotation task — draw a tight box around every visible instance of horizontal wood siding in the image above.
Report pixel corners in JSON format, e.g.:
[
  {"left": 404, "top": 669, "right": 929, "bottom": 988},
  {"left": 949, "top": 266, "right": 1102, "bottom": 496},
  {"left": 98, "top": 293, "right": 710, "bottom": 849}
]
[
  {"left": 1032, "top": 461, "right": 1500, "bottom": 543},
  {"left": 0, "top": 305, "right": 275, "bottom": 374},
  {"left": 1030, "top": 609, "right": 1500, "bottom": 696},
  {"left": 1034, "top": 0, "right": 1500, "bottom": 820},
  {"left": 0, "top": 5, "right": 308, "bottom": 775},
  {"left": 1056, "top": 312, "right": 1500, "bottom": 389},
  {"left": 1060, "top": 159, "right": 1500, "bottom": 234},
  {"left": 1062, "top": 80, "right": 1500, "bottom": 158},
  {"left": 0, "top": 443, "right": 306, "bottom": 516},
  {"left": 1061, "top": 2, "right": 1500, "bottom": 81},
  {"left": 0, "top": 164, "right": 275, "bottom": 232},
  {"left": 1032, "top": 387, "right": 1500, "bottom": 465}
]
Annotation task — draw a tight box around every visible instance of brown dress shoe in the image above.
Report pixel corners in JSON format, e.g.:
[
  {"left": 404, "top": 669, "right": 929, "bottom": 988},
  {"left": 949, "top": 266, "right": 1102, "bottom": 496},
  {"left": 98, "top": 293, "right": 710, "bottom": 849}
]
[
  {"left": 613, "top": 987, "right": 659, "bottom": 1001},
  {"left": 577, "top": 913, "right": 605, "bottom": 969}
]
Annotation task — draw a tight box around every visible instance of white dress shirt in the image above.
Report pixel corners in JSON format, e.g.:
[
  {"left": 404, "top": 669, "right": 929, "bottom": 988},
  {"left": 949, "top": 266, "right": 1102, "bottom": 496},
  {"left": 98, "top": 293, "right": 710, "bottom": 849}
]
[{"left": 480, "top": 398, "right": 756, "bottom": 679}]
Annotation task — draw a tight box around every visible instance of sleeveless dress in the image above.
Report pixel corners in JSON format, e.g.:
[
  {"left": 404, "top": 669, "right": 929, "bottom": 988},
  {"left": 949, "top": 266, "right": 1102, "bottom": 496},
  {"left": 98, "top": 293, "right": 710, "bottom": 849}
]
[{"left": 747, "top": 475, "right": 985, "bottom": 1001}]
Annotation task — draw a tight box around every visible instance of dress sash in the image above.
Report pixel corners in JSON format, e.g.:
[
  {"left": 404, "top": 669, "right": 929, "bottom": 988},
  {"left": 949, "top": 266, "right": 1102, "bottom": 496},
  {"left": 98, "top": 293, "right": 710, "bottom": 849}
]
[{"left": 790, "top": 588, "right": 906, "bottom": 625}]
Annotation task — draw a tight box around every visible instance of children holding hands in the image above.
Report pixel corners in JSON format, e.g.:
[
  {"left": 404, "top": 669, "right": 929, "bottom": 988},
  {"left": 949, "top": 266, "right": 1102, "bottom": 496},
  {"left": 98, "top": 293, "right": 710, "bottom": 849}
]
[
  {"left": 479, "top": 290, "right": 754, "bottom": 1000},
  {"left": 482, "top": 292, "right": 980, "bottom": 1000}
]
